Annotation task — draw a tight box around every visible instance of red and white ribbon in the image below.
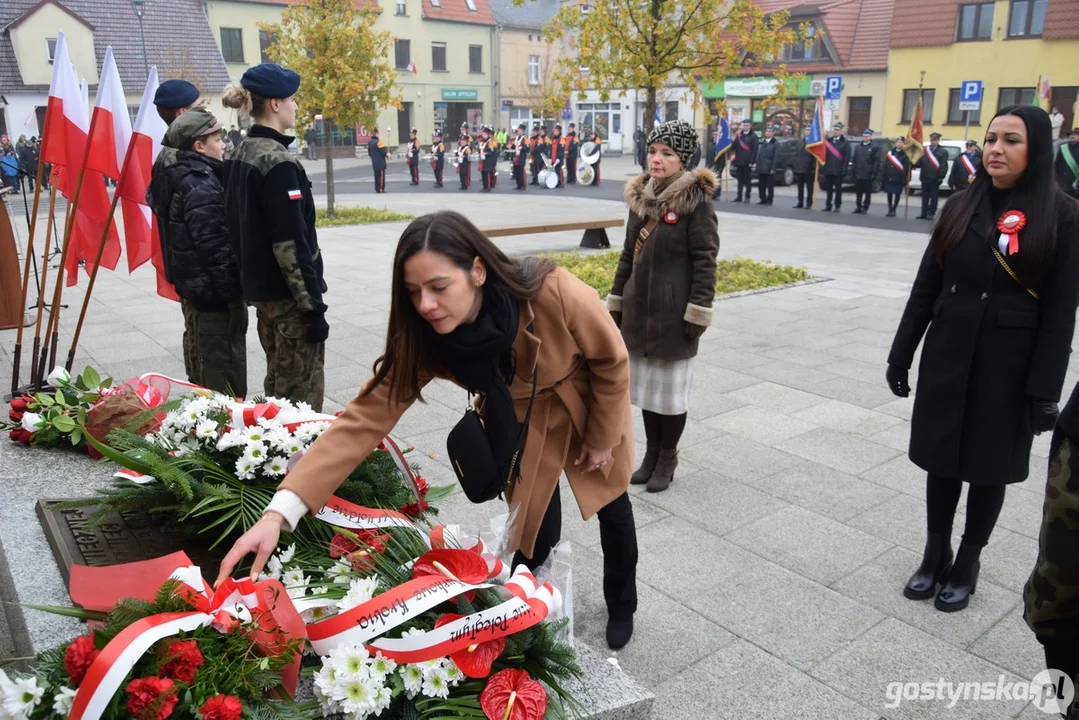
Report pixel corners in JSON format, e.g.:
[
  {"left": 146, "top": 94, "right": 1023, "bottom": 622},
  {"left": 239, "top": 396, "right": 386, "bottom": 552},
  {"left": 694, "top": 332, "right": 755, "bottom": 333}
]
[
  {"left": 231, "top": 401, "right": 282, "bottom": 429},
  {"left": 68, "top": 567, "right": 270, "bottom": 720},
  {"left": 364, "top": 567, "right": 561, "bottom": 664},
  {"left": 926, "top": 148, "right": 941, "bottom": 169},
  {"left": 887, "top": 151, "right": 905, "bottom": 172},
  {"left": 961, "top": 153, "right": 977, "bottom": 176}
]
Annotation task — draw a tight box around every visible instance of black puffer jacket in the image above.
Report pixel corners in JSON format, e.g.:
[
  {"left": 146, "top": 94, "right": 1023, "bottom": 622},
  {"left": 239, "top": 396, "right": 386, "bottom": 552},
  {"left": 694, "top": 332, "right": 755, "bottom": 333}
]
[{"left": 148, "top": 152, "right": 242, "bottom": 311}]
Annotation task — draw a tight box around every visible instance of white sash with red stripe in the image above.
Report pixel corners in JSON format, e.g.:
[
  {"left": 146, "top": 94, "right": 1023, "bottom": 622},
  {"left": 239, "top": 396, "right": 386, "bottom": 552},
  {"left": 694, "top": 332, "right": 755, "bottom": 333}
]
[
  {"left": 960, "top": 153, "right": 977, "bottom": 176},
  {"left": 926, "top": 148, "right": 941, "bottom": 169},
  {"left": 887, "top": 152, "right": 905, "bottom": 172}
]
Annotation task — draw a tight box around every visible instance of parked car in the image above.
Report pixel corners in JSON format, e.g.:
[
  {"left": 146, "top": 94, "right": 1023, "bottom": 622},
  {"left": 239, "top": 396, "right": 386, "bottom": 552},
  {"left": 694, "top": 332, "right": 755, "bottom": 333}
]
[
  {"left": 842, "top": 137, "right": 894, "bottom": 192},
  {"left": 908, "top": 139, "right": 965, "bottom": 194}
]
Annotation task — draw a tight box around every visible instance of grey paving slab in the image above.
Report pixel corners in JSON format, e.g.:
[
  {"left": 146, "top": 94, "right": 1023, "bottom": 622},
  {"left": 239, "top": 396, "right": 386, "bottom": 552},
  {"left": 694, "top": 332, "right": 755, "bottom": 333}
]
[
  {"left": 860, "top": 454, "right": 926, "bottom": 498},
  {"left": 967, "top": 610, "right": 1048, "bottom": 683},
  {"left": 810, "top": 618, "right": 1031, "bottom": 719},
  {"left": 680, "top": 432, "right": 803, "bottom": 483},
  {"left": 702, "top": 404, "right": 819, "bottom": 445},
  {"left": 640, "top": 469, "right": 792, "bottom": 537},
  {"left": 809, "top": 374, "right": 900, "bottom": 409},
  {"left": 726, "top": 380, "right": 828, "bottom": 413},
  {"left": 740, "top": 460, "right": 901, "bottom": 522},
  {"left": 742, "top": 359, "right": 840, "bottom": 388},
  {"left": 979, "top": 529, "right": 1040, "bottom": 597},
  {"left": 846, "top": 491, "right": 966, "bottom": 554},
  {"left": 792, "top": 398, "right": 906, "bottom": 439},
  {"left": 652, "top": 640, "right": 879, "bottom": 719},
  {"left": 775, "top": 427, "right": 902, "bottom": 475},
  {"left": 995, "top": 484, "right": 1048, "bottom": 541}
]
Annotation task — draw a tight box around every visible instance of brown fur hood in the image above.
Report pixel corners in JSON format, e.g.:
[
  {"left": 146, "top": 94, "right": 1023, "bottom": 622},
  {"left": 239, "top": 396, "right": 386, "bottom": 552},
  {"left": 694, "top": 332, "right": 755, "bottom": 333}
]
[{"left": 623, "top": 168, "right": 718, "bottom": 220}]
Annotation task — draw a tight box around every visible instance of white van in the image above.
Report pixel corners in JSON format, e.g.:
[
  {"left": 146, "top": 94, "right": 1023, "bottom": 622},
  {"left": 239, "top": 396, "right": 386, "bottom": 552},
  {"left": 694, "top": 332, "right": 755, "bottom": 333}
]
[{"left": 908, "top": 140, "right": 966, "bottom": 193}]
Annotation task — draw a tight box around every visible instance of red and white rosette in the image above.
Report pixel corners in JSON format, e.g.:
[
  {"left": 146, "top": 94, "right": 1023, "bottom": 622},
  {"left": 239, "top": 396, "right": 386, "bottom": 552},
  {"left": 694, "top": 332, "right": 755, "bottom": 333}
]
[
  {"left": 364, "top": 566, "right": 562, "bottom": 664},
  {"left": 998, "top": 211, "right": 1026, "bottom": 256},
  {"left": 66, "top": 556, "right": 306, "bottom": 720}
]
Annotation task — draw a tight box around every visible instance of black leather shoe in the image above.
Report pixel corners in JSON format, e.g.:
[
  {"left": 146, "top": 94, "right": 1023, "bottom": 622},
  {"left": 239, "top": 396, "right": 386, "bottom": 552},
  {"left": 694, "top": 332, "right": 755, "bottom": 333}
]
[
  {"left": 904, "top": 532, "right": 953, "bottom": 600},
  {"left": 821, "top": 206, "right": 832, "bottom": 212},
  {"left": 935, "top": 543, "right": 981, "bottom": 612},
  {"left": 732, "top": 197, "right": 742, "bottom": 203},
  {"left": 851, "top": 208, "right": 862, "bottom": 214},
  {"left": 606, "top": 617, "right": 634, "bottom": 649},
  {"left": 793, "top": 203, "right": 804, "bottom": 209},
  {"left": 833, "top": 207, "right": 841, "bottom": 213}
]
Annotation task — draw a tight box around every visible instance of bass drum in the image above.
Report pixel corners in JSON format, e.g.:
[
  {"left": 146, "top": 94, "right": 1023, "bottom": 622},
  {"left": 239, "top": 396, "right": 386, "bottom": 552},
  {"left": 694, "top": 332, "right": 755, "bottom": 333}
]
[
  {"left": 576, "top": 163, "right": 595, "bottom": 185},
  {"left": 538, "top": 168, "right": 559, "bottom": 189}
]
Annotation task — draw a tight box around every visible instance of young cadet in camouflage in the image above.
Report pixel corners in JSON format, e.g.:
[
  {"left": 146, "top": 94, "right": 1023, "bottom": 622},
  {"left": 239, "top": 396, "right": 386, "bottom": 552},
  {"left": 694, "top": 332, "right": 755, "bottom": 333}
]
[
  {"left": 222, "top": 63, "right": 328, "bottom": 411},
  {"left": 149, "top": 107, "right": 247, "bottom": 397},
  {"left": 1025, "top": 382, "right": 1079, "bottom": 720}
]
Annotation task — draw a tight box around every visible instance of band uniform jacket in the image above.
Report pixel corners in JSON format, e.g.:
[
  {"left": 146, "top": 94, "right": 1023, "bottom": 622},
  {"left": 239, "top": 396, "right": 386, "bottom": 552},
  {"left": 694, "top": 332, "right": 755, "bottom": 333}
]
[
  {"left": 919, "top": 144, "right": 949, "bottom": 186},
  {"left": 513, "top": 136, "right": 528, "bottom": 166},
  {"left": 888, "top": 196, "right": 1079, "bottom": 485},
  {"left": 407, "top": 139, "right": 421, "bottom": 167},
  {"left": 431, "top": 142, "right": 445, "bottom": 170},
  {"left": 367, "top": 136, "right": 388, "bottom": 171},
  {"left": 483, "top": 139, "right": 498, "bottom": 172},
  {"left": 278, "top": 267, "right": 634, "bottom": 559},
  {"left": 732, "top": 131, "right": 758, "bottom": 168}
]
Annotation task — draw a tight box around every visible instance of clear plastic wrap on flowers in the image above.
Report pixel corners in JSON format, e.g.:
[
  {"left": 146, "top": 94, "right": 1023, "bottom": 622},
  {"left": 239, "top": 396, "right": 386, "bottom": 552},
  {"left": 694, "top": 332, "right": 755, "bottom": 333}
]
[{"left": 85, "top": 378, "right": 169, "bottom": 446}]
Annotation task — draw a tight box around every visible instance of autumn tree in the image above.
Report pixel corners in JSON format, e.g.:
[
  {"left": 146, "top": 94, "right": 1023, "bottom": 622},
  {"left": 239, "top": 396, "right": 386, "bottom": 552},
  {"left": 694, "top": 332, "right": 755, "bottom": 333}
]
[
  {"left": 540, "top": 0, "right": 801, "bottom": 134},
  {"left": 260, "top": 0, "right": 399, "bottom": 215},
  {"left": 517, "top": 48, "right": 568, "bottom": 126}
]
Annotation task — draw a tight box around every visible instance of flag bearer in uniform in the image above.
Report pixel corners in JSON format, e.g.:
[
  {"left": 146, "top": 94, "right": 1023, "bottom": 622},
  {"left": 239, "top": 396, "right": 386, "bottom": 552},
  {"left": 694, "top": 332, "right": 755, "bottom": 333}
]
[
  {"left": 431, "top": 129, "right": 446, "bottom": 188},
  {"left": 512, "top": 123, "right": 528, "bottom": 190},
  {"left": 407, "top": 127, "right": 421, "bottom": 185},
  {"left": 222, "top": 62, "right": 327, "bottom": 411}
]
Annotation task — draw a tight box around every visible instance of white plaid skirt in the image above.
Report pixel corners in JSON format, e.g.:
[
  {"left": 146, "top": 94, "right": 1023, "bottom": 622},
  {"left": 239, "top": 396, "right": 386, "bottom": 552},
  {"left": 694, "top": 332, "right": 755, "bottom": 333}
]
[{"left": 629, "top": 353, "right": 694, "bottom": 415}]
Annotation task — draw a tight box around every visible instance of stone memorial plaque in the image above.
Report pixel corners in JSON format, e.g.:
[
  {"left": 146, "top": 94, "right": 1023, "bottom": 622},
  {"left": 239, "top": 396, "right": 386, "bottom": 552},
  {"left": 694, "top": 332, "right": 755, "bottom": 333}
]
[{"left": 36, "top": 500, "right": 226, "bottom": 591}]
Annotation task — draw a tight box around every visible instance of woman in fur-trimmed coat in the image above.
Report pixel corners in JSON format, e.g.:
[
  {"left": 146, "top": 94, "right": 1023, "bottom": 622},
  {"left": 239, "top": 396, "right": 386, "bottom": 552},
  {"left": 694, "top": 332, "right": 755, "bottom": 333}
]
[{"left": 607, "top": 120, "right": 720, "bottom": 493}]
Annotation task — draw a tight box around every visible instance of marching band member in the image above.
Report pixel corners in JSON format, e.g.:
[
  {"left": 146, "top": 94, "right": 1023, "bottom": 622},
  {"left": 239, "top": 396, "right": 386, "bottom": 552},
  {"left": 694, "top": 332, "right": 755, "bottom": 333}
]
[
  {"left": 483, "top": 126, "right": 499, "bottom": 191},
  {"left": 588, "top": 130, "right": 602, "bottom": 186},
  {"left": 566, "top": 122, "right": 580, "bottom": 185},
  {"left": 550, "top": 124, "right": 565, "bottom": 188},
  {"left": 431, "top": 129, "right": 445, "bottom": 188},
  {"left": 457, "top": 135, "right": 472, "bottom": 191},
  {"left": 367, "top": 126, "right": 388, "bottom": 194},
  {"left": 529, "top": 124, "right": 542, "bottom": 186},
  {"left": 512, "top": 123, "right": 528, "bottom": 191},
  {"left": 407, "top": 127, "right": 421, "bottom": 185}
]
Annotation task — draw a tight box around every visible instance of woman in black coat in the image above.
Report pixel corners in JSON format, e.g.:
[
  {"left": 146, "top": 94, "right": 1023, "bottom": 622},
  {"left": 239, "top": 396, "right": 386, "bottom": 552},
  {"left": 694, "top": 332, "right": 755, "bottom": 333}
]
[
  {"left": 887, "top": 105, "right": 1079, "bottom": 612},
  {"left": 882, "top": 137, "right": 909, "bottom": 217}
]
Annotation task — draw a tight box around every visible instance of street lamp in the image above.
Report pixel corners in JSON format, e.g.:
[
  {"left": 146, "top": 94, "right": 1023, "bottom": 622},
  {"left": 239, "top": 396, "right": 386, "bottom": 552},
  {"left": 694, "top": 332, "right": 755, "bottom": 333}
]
[{"left": 131, "top": 0, "right": 149, "bottom": 76}]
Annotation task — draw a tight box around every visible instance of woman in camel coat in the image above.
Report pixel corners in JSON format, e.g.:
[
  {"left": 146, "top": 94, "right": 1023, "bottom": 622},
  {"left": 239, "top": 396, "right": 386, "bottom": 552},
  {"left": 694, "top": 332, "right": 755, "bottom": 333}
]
[{"left": 218, "top": 210, "right": 639, "bottom": 649}]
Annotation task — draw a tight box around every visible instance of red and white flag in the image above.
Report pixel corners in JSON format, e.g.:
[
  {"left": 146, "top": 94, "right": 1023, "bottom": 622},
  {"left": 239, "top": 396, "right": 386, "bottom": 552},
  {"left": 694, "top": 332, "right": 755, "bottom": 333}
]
[
  {"left": 38, "top": 31, "right": 83, "bottom": 201},
  {"left": 115, "top": 66, "right": 178, "bottom": 299}
]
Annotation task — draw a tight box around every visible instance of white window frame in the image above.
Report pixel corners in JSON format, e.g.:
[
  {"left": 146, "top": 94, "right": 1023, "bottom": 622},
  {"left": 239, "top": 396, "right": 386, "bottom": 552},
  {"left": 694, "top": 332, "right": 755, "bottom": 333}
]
[
  {"left": 395, "top": 0, "right": 406, "bottom": 14},
  {"left": 46, "top": 37, "right": 57, "bottom": 62},
  {"left": 527, "top": 55, "right": 540, "bottom": 85},
  {"left": 464, "top": 0, "right": 477, "bottom": 10},
  {"left": 431, "top": 41, "right": 447, "bottom": 71}
]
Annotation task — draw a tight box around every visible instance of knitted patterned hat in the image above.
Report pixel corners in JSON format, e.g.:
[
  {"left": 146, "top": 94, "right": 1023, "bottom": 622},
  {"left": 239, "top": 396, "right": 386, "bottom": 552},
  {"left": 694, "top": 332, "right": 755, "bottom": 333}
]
[{"left": 646, "top": 120, "right": 699, "bottom": 168}]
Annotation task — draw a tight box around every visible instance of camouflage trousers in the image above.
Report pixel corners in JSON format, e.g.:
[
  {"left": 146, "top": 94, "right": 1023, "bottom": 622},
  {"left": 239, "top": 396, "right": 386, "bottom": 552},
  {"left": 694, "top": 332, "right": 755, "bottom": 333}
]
[
  {"left": 1024, "top": 430, "right": 1079, "bottom": 720},
  {"left": 180, "top": 299, "right": 249, "bottom": 398},
  {"left": 252, "top": 298, "right": 325, "bottom": 412}
]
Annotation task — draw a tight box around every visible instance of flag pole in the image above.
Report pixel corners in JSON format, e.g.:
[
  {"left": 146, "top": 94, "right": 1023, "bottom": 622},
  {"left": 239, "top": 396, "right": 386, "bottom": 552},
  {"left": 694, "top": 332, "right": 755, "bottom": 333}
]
[
  {"left": 10, "top": 160, "right": 47, "bottom": 396},
  {"left": 904, "top": 165, "right": 911, "bottom": 219},
  {"left": 64, "top": 188, "right": 121, "bottom": 371},
  {"left": 811, "top": 162, "right": 819, "bottom": 210},
  {"left": 28, "top": 184, "right": 59, "bottom": 389}
]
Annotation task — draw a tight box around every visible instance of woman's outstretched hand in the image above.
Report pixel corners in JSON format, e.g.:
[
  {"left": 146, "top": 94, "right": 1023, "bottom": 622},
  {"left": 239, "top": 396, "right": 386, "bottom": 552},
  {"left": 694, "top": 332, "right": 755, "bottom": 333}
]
[
  {"left": 215, "top": 512, "right": 285, "bottom": 588},
  {"left": 574, "top": 442, "right": 613, "bottom": 473}
]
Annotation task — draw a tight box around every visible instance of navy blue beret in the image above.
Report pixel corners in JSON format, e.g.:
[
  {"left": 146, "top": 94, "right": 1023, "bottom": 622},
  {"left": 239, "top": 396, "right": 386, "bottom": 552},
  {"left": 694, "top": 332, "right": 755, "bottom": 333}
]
[
  {"left": 241, "top": 63, "right": 300, "bottom": 99},
  {"left": 153, "top": 79, "right": 200, "bottom": 109}
]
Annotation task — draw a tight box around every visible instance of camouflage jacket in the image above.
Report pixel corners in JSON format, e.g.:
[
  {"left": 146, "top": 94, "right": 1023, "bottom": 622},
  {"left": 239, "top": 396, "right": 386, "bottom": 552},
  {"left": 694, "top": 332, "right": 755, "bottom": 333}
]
[{"left": 223, "top": 125, "right": 326, "bottom": 313}]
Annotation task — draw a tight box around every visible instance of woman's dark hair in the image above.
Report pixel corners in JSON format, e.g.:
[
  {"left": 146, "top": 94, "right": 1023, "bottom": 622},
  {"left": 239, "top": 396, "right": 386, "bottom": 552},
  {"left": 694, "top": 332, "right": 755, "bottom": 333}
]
[
  {"left": 365, "top": 210, "right": 557, "bottom": 404},
  {"left": 930, "top": 104, "right": 1070, "bottom": 286}
]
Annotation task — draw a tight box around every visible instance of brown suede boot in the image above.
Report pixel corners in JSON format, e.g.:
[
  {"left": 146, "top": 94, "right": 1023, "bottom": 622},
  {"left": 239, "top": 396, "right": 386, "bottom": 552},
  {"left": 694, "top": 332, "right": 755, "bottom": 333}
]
[
  {"left": 630, "top": 444, "right": 659, "bottom": 485},
  {"left": 646, "top": 449, "right": 678, "bottom": 493}
]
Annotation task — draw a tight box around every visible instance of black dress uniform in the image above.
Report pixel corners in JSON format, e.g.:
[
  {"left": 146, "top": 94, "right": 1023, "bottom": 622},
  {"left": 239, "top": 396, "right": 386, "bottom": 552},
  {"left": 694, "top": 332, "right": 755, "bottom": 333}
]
[
  {"left": 791, "top": 134, "right": 815, "bottom": 208},
  {"left": 480, "top": 129, "right": 498, "bottom": 191},
  {"left": 431, "top": 133, "right": 445, "bottom": 187},
  {"left": 406, "top": 129, "right": 420, "bottom": 185},
  {"left": 512, "top": 125, "right": 528, "bottom": 190},
  {"left": 949, "top": 144, "right": 982, "bottom": 191},
  {"left": 731, "top": 123, "right": 758, "bottom": 202},
  {"left": 755, "top": 132, "right": 778, "bottom": 205},
  {"left": 820, "top": 127, "right": 849, "bottom": 212},
  {"left": 367, "top": 132, "right": 388, "bottom": 193},
  {"left": 529, "top": 127, "right": 541, "bottom": 185},
  {"left": 851, "top": 131, "right": 881, "bottom": 214},
  {"left": 224, "top": 63, "right": 327, "bottom": 412},
  {"left": 883, "top": 144, "right": 910, "bottom": 216},
  {"left": 549, "top": 127, "right": 565, "bottom": 187},
  {"left": 588, "top": 133, "right": 602, "bottom": 186},
  {"left": 918, "top": 137, "right": 949, "bottom": 219},
  {"left": 566, "top": 125, "right": 579, "bottom": 184},
  {"left": 456, "top": 138, "right": 472, "bottom": 190}
]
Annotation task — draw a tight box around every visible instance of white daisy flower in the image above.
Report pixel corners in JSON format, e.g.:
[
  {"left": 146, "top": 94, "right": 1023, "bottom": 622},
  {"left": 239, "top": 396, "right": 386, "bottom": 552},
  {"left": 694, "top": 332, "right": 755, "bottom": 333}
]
[
  {"left": 278, "top": 543, "right": 296, "bottom": 563},
  {"left": 310, "top": 584, "right": 330, "bottom": 595},
  {"left": 242, "top": 441, "right": 268, "bottom": 462},
  {"left": 312, "top": 679, "right": 341, "bottom": 715},
  {"left": 295, "top": 400, "right": 314, "bottom": 413},
  {"left": 333, "top": 645, "right": 370, "bottom": 680},
  {"left": 281, "top": 568, "right": 309, "bottom": 599},
  {"left": 195, "top": 419, "right": 219, "bottom": 439},
  {"left": 421, "top": 672, "right": 450, "bottom": 699},
  {"left": 369, "top": 652, "right": 397, "bottom": 680},
  {"left": 301, "top": 605, "right": 332, "bottom": 624},
  {"left": 260, "top": 555, "right": 283, "bottom": 582},
  {"left": 263, "top": 457, "right": 288, "bottom": 477},
  {"left": 327, "top": 559, "right": 353, "bottom": 583},
  {"left": 419, "top": 657, "right": 444, "bottom": 680},
  {"left": 336, "top": 577, "right": 379, "bottom": 611},
  {"left": 399, "top": 664, "right": 424, "bottom": 699},
  {"left": 52, "top": 685, "right": 77, "bottom": 716},
  {"left": 243, "top": 425, "right": 267, "bottom": 443},
  {"left": 441, "top": 658, "right": 463, "bottom": 686},
  {"left": 371, "top": 684, "right": 393, "bottom": 715},
  {"left": 337, "top": 676, "right": 377, "bottom": 715},
  {"left": 216, "top": 429, "right": 245, "bottom": 451},
  {"left": 235, "top": 456, "right": 258, "bottom": 481},
  {"left": 314, "top": 657, "right": 338, "bottom": 694},
  {"left": 0, "top": 673, "right": 46, "bottom": 719}
]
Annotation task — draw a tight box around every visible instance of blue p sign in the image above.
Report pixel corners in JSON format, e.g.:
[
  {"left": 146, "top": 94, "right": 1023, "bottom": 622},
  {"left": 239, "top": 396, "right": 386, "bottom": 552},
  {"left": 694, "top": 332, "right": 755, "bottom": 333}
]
[
  {"left": 961, "top": 81, "right": 982, "bottom": 102},
  {"left": 825, "top": 76, "right": 842, "bottom": 100}
]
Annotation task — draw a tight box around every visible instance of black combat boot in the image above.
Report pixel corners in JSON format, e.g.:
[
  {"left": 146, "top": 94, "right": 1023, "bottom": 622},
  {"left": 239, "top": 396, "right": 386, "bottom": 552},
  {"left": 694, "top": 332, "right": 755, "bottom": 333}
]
[{"left": 935, "top": 543, "right": 981, "bottom": 612}]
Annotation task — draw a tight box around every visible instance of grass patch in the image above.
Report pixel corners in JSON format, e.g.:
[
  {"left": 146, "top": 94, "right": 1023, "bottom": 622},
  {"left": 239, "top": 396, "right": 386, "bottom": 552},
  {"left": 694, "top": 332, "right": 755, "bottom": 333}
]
[
  {"left": 544, "top": 251, "right": 809, "bottom": 299},
  {"left": 315, "top": 206, "right": 415, "bottom": 228}
]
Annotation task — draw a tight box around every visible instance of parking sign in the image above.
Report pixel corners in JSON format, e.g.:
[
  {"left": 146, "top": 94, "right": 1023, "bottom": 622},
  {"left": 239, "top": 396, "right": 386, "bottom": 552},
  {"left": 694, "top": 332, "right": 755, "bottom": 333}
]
[
  {"left": 825, "top": 76, "right": 842, "bottom": 100},
  {"left": 959, "top": 80, "right": 982, "bottom": 111}
]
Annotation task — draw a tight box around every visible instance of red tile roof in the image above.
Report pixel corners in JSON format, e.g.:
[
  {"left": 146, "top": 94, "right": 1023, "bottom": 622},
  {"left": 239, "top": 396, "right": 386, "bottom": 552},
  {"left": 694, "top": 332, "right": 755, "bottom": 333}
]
[
  {"left": 421, "top": 0, "right": 495, "bottom": 25},
  {"left": 891, "top": 0, "right": 1079, "bottom": 46},
  {"left": 1043, "top": 0, "right": 1079, "bottom": 39}
]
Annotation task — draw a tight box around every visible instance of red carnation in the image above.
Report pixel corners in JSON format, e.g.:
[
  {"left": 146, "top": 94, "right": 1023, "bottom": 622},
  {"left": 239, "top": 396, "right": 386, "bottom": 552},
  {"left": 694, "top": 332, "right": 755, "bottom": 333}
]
[
  {"left": 10, "top": 397, "right": 28, "bottom": 411},
  {"left": 64, "top": 634, "right": 100, "bottom": 684},
  {"left": 160, "top": 639, "right": 204, "bottom": 684},
  {"left": 9, "top": 408, "right": 23, "bottom": 422},
  {"left": 125, "top": 677, "right": 178, "bottom": 720},
  {"left": 197, "top": 694, "right": 243, "bottom": 720},
  {"left": 9, "top": 428, "right": 32, "bottom": 444},
  {"left": 415, "top": 475, "right": 429, "bottom": 498},
  {"left": 401, "top": 499, "right": 429, "bottom": 518}
]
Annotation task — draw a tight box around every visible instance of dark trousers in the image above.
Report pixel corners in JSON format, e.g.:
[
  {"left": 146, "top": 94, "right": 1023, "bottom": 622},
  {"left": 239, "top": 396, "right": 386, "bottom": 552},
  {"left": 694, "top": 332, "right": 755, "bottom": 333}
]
[
  {"left": 887, "top": 193, "right": 902, "bottom": 213},
  {"left": 821, "top": 174, "right": 842, "bottom": 208},
  {"left": 252, "top": 298, "right": 324, "bottom": 412},
  {"left": 481, "top": 168, "right": 490, "bottom": 190},
  {"left": 513, "top": 486, "right": 638, "bottom": 621},
  {"left": 180, "top": 299, "right": 248, "bottom": 398},
  {"left": 434, "top": 163, "right": 444, "bottom": 186},
  {"left": 795, "top": 172, "right": 813, "bottom": 206},
  {"left": 409, "top": 162, "right": 419, "bottom": 184},
  {"left": 1043, "top": 641, "right": 1079, "bottom": 720},
  {"left": 757, "top": 172, "right": 774, "bottom": 203},
  {"left": 734, "top": 164, "right": 752, "bottom": 199},
  {"left": 921, "top": 182, "right": 940, "bottom": 217},
  {"left": 459, "top": 163, "right": 471, "bottom": 189},
  {"left": 855, "top": 179, "right": 873, "bottom": 211},
  {"left": 512, "top": 164, "right": 525, "bottom": 189},
  {"left": 530, "top": 157, "right": 541, "bottom": 184},
  {"left": 591, "top": 161, "right": 600, "bottom": 186},
  {"left": 373, "top": 168, "right": 386, "bottom": 193},
  {"left": 567, "top": 156, "right": 577, "bottom": 183},
  {"left": 925, "top": 475, "right": 1006, "bottom": 547}
]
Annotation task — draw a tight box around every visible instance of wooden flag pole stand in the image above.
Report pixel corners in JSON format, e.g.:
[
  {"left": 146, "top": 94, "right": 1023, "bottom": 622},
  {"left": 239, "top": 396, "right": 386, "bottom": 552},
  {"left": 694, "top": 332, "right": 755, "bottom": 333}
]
[
  {"left": 811, "top": 162, "right": 819, "bottom": 210},
  {"left": 9, "top": 162, "right": 47, "bottom": 396},
  {"left": 29, "top": 186, "right": 60, "bottom": 388},
  {"left": 904, "top": 166, "right": 911, "bottom": 219},
  {"left": 64, "top": 191, "right": 121, "bottom": 371}
]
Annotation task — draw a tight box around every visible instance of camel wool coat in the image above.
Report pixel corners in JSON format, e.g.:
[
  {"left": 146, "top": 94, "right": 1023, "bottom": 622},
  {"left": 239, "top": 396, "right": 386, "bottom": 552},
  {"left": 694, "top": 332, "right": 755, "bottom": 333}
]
[{"left": 279, "top": 267, "right": 634, "bottom": 557}]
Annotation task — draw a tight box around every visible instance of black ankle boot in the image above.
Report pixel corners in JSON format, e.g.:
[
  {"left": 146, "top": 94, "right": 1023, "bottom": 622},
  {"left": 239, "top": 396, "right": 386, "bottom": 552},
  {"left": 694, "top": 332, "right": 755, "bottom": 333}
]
[
  {"left": 935, "top": 543, "right": 981, "bottom": 612},
  {"left": 606, "top": 616, "right": 634, "bottom": 649},
  {"left": 903, "top": 532, "right": 953, "bottom": 600},
  {"left": 630, "top": 444, "right": 659, "bottom": 485}
]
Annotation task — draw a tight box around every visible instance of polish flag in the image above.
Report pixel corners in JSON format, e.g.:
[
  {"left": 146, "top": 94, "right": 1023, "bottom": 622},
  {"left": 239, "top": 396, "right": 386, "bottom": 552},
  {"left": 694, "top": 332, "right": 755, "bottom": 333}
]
[
  {"left": 39, "top": 31, "right": 83, "bottom": 201},
  {"left": 116, "top": 67, "right": 178, "bottom": 300}
]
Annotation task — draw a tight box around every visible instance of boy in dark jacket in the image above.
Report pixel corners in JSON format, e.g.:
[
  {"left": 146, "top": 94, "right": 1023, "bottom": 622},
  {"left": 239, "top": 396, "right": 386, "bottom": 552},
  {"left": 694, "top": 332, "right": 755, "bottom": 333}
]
[{"left": 148, "top": 108, "right": 247, "bottom": 397}]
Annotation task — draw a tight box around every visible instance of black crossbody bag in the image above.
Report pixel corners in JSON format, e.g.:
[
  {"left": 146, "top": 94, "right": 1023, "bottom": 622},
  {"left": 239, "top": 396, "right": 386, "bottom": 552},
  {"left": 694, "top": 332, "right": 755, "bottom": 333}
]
[{"left": 446, "top": 351, "right": 539, "bottom": 504}]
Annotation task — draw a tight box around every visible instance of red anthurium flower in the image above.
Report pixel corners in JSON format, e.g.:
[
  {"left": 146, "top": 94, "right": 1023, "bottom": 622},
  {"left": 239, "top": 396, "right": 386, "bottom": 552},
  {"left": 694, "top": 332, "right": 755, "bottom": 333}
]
[
  {"left": 412, "top": 548, "right": 489, "bottom": 585},
  {"left": 480, "top": 668, "right": 548, "bottom": 720},
  {"left": 435, "top": 613, "right": 506, "bottom": 678},
  {"left": 197, "top": 694, "right": 243, "bottom": 720}
]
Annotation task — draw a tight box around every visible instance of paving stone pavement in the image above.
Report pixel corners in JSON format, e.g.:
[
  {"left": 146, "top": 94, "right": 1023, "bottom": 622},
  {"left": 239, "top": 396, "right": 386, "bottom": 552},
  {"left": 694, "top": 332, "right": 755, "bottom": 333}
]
[{"left": 1, "top": 191, "right": 1072, "bottom": 719}]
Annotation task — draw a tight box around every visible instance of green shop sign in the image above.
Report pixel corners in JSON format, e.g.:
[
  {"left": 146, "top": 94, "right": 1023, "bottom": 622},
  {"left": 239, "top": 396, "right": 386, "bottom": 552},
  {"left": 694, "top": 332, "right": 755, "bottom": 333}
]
[
  {"left": 702, "top": 76, "right": 813, "bottom": 99},
  {"left": 441, "top": 88, "right": 479, "bottom": 101}
]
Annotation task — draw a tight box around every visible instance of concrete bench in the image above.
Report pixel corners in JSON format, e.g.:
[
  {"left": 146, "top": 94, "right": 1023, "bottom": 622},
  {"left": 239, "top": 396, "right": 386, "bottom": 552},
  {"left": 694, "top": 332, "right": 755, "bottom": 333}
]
[{"left": 482, "top": 218, "right": 624, "bottom": 249}]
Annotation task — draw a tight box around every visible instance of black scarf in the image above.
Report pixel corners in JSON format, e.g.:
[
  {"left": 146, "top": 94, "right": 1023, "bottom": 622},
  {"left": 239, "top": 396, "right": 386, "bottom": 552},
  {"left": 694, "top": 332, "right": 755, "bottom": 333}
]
[{"left": 435, "top": 282, "right": 523, "bottom": 479}]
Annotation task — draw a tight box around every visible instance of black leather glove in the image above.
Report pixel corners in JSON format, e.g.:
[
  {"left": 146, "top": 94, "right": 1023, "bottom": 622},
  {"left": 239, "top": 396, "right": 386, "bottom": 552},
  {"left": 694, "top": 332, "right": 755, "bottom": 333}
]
[
  {"left": 610, "top": 311, "right": 622, "bottom": 329},
  {"left": 1030, "top": 398, "right": 1059, "bottom": 435},
  {"left": 685, "top": 322, "right": 706, "bottom": 341},
  {"left": 306, "top": 310, "right": 330, "bottom": 344},
  {"left": 886, "top": 364, "right": 910, "bottom": 398}
]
